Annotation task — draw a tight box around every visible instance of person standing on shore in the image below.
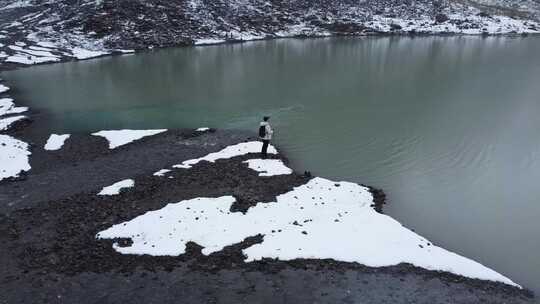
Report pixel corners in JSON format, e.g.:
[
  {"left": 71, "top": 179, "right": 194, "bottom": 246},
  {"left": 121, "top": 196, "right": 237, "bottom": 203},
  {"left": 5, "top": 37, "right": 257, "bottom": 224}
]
[{"left": 259, "top": 116, "right": 273, "bottom": 159}]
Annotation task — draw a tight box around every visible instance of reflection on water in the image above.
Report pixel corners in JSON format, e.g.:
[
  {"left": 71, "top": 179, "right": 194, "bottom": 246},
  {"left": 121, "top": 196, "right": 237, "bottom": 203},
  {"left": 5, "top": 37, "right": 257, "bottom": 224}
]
[{"left": 3, "top": 36, "right": 540, "bottom": 296}]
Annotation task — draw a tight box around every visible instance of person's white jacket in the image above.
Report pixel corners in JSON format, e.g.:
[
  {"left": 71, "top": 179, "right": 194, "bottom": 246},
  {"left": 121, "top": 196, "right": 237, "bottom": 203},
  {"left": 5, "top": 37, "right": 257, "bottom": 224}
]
[{"left": 260, "top": 121, "right": 273, "bottom": 140}]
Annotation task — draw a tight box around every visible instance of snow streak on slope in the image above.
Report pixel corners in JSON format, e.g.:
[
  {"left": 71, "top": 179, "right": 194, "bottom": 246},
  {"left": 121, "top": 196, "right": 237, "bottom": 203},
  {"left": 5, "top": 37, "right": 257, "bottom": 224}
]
[
  {"left": 98, "top": 179, "right": 135, "bottom": 196},
  {"left": 0, "top": 115, "right": 26, "bottom": 131}
]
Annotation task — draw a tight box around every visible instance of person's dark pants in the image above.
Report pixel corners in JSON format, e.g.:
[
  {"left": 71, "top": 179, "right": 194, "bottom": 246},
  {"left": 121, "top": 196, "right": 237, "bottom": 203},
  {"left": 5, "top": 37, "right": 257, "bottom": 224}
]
[{"left": 261, "top": 140, "right": 270, "bottom": 159}]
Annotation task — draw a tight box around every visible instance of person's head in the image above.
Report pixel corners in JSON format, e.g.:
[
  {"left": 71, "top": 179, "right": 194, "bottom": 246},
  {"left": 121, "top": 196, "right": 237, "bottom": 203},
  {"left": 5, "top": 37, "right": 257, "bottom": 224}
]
[{"left": 263, "top": 116, "right": 270, "bottom": 122}]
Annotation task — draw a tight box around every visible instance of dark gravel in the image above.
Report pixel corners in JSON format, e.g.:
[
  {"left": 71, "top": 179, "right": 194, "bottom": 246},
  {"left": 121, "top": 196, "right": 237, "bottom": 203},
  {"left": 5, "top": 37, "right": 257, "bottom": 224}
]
[{"left": 0, "top": 129, "right": 535, "bottom": 304}]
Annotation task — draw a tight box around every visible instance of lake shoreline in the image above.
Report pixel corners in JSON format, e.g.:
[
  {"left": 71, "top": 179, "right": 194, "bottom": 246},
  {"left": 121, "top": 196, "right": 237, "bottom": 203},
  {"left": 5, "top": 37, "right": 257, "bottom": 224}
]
[
  {"left": 0, "top": 126, "right": 535, "bottom": 303},
  {"left": 2, "top": 33, "right": 540, "bottom": 73}
]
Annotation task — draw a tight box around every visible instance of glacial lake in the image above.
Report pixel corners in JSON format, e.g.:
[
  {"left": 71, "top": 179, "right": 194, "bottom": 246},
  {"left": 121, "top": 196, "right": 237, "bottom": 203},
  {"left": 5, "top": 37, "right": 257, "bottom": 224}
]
[{"left": 3, "top": 36, "right": 540, "bottom": 296}]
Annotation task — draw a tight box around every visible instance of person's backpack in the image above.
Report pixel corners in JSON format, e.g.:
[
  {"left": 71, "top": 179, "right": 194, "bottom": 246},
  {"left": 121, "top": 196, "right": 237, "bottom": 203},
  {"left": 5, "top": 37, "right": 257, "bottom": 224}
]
[{"left": 259, "top": 125, "right": 266, "bottom": 138}]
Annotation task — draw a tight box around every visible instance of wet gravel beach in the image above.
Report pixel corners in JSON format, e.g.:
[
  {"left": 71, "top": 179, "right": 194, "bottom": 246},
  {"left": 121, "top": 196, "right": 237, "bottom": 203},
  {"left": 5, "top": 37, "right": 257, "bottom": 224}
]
[{"left": 0, "top": 129, "right": 535, "bottom": 304}]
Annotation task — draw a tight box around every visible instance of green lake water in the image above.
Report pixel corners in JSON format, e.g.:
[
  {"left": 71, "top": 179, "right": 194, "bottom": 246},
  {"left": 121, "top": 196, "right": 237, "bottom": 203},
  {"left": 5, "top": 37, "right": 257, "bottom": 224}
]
[{"left": 3, "top": 36, "right": 540, "bottom": 296}]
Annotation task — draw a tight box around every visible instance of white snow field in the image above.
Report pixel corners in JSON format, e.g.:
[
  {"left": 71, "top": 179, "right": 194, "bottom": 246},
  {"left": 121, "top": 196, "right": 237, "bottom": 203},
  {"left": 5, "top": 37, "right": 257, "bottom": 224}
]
[
  {"left": 195, "top": 127, "right": 210, "bottom": 132},
  {"left": 97, "top": 177, "right": 517, "bottom": 287},
  {"left": 0, "top": 115, "right": 27, "bottom": 131},
  {"left": 173, "top": 141, "right": 277, "bottom": 169},
  {"left": 0, "top": 134, "right": 31, "bottom": 181},
  {"left": 92, "top": 129, "right": 167, "bottom": 149},
  {"left": 98, "top": 179, "right": 135, "bottom": 196},
  {"left": 243, "top": 159, "right": 293, "bottom": 176},
  {"left": 44, "top": 134, "right": 70, "bottom": 151},
  {"left": 0, "top": 98, "right": 28, "bottom": 116}
]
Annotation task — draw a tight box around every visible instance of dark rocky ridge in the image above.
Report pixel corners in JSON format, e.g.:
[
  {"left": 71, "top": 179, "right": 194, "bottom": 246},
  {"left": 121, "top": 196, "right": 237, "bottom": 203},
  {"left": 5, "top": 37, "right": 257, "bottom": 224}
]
[
  {"left": 0, "top": 129, "right": 535, "bottom": 303},
  {"left": 0, "top": 0, "right": 539, "bottom": 71}
]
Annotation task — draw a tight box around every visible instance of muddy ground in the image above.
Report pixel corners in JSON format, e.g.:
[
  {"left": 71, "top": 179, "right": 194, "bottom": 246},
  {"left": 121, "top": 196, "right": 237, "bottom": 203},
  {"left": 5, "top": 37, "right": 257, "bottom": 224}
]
[{"left": 0, "top": 128, "right": 535, "bottom": 304}]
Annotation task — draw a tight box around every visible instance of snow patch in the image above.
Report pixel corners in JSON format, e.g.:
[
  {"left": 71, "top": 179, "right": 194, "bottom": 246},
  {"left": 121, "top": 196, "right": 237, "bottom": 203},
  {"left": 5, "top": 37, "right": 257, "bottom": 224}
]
[
  {"left": 0, "top": 84, "right": 9, "bottom": 93},
  {"left": 0, "top": 135, "right": 31, "bottom": 181},
  {"left": 70, "top": 47, "right": 109, "bottom": 59},
  {"left": 0, "top": 98, "right": 28, "bottom": 116},
  {"left": 5, "top": 54, "right": 59, "bottom": 64},
  {"left": 153, "top": 169, "right": 172, "bottom": 177},
  {"left": 196, "top": 127, "right": 210, "bottom": 132},
  {"left": 243, "top": 159, "right": 293, "bottom": 176},
  {"left": 98, "top": 177, "right": 517, "bottom": 286},
  {"left": 44, "top": 134, "right": 70, "bottom": 151},
  {"left": 172, "top": 141, "right": 277, "bottom": 169},
  {"left": 0, "top": 115, "right": 27, "bottom": 131},
  {"left": 8, "top": 45, "right": 59, "bottom": 58},
  {"left": 194, "top": 39, "right": 226, "bottom": 45},
  {"left": 116, "top": 49, "right": 135, "bottom": 54},
  {"left": 36, "top": 41, "right": 57, "bottom": 48},
  {"left": 92, "top": 129, "right": 167, "bottom": 149},
  {"left": 29, "top": 46, "right": 54, "bottom": 52},
  {"left": 98, "top": 179, "right": 135, "bottom": 196}
]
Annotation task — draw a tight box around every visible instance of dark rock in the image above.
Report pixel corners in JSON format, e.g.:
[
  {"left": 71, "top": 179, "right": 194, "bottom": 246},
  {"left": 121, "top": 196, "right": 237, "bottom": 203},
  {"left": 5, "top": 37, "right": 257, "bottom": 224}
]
[
  {"left": 477, "top": 12, "right": 491, "bottom": 18},
  {"left": 435, "top": 13, "right": 449, "bottom": 23}
]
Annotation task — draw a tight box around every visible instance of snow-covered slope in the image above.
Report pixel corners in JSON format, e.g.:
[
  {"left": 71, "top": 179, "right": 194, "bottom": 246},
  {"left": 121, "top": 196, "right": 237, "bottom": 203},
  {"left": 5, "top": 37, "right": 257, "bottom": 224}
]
[{"left": 0, "top": 0, "right": 539, "bottom": 68}]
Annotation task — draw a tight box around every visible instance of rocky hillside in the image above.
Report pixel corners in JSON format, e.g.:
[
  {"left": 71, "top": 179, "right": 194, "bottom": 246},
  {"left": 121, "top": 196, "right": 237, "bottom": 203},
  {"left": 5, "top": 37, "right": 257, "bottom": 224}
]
[
  {"left": 461, "top": 0, "right": 540, "bottom": 20},
  {"left": 0, "top": 0, "right": 539, "bottom": 68}
]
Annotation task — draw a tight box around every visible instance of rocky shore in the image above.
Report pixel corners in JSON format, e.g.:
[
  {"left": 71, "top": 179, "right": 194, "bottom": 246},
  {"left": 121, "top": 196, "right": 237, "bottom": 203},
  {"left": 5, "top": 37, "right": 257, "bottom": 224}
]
[
  {"left": 1, "top": 0, "right": 540, "bottom": 71},
  {"left": 0, "top": 124, "right": 536, "bottom": 303}
]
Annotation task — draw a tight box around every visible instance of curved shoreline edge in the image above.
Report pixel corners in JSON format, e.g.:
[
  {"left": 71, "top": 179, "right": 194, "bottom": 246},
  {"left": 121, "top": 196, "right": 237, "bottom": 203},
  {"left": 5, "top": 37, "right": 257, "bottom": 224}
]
[{"left": 0, "top": 124, "right": 536, "bottom": 303}]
